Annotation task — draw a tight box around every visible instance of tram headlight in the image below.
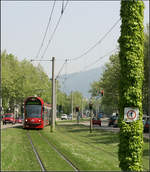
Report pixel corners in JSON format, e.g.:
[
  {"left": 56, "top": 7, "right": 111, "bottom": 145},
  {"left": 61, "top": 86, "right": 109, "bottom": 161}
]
[{"left": 25, "top": 119, "right": 28, "bottom": 122}]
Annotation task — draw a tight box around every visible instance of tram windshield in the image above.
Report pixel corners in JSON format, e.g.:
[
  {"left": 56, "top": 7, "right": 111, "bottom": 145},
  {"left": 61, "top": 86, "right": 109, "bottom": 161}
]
[{"left": 25, "top": 105, "right": 42, "bottom": 118}]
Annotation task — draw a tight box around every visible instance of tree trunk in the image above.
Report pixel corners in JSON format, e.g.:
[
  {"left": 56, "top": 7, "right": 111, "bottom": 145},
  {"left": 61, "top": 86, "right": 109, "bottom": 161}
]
[{"left": 118, "top": 0, "right": 144, "bottom": 171}]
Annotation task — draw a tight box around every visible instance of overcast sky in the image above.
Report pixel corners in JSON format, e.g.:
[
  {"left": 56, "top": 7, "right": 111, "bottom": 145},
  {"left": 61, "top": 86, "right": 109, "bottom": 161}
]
[{"left": 1, "top": 1, "right": 149, "bottom": 78}]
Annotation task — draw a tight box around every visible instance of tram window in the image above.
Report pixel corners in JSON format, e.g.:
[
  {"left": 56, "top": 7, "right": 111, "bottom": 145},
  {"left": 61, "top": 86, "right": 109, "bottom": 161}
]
[{"left": 25, "top": 105, "right": 41, "bottom": 118}]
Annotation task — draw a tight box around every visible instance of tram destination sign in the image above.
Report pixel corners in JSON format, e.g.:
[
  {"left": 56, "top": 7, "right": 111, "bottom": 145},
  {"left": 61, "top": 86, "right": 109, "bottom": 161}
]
[
  {"left": 124, "top": 107, "right": 139, "bottom": 122},
  {"left": 26, "top": 100, "right": 41, "bottom": 105}
]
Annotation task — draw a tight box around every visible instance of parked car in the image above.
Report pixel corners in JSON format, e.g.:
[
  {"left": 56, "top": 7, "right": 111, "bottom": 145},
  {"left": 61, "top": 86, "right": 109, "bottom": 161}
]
[
  {"left": 143, "top": 117, "right": 150, "bottom": 133},
  {"left": 15, "top": 117, "right": 23, "bottom": 124},
  {"left": 61, "top": 114, "right": 68, "bottom": 120},
  {"left": 2, "top": 113, "right": 15, "bottom": 125},
  {"left": 92, "top": 117, "right": 101, "bottom": 126},
  {"left": 108, "top": 114, "right": 119, "bottom": 127},
  {"left": 67, "top": 114, "right": 72, "bottom": 120}
]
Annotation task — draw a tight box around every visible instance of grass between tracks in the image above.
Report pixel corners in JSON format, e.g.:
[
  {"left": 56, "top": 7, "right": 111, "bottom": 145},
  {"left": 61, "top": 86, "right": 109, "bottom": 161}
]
[
  {"left": 29, "top": 130, "right": 74, "bottom": 171},
  {"left": 1, "top": 124, "right": 149, "bottom": 171},
  {"left": 42, "top": 124, "right": 149, "bottom": 171},
  {"left": 1, "top": 127, "right": 41, "bottom": 171}
]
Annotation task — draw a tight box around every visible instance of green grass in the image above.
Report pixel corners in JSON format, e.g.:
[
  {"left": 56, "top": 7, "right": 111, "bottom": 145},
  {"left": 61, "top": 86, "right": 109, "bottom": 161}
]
[
  {"left": 29, "top": 130, "right": 74, "bottom": 171},
  {"left": 1, "top": 124, "right": 149, "bottom": 171},
  {"left": 42, "top": 124, "right": 120, "bottom": 170},
  {"left": 1, "top": 127, "right": 41, "bottom": 171},
  {"left": 42, "top": 124, "right": 149, "bottom": 171},
  {"left": 57, "top": 118, "right": 90, "bottom": 124}
]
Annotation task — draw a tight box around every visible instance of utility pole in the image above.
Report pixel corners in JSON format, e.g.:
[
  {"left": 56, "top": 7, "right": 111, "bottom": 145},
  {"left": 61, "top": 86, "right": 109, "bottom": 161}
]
[
  {"left": 71, "top": 91, "right": 73, "bottom": 119},
  {"left": 148, "top": 47, "right": 150, "bottom": 116},
  {"left": 0, "top": 55, "right": 2, "bottom": 120},
  {"left": 55, "top": 79, "right": 57, "bottom": 123},
  {"left": 75, "top": 106, "right": 80, "bottom": 124},
  {"left": 89, "top": 102, "right": 93, "bottom": 133},
  {"left": 51, "top": 57, "right": 56, "bottom": 132},
  {"left": 81, "top": 97, "right": 83, "bottom": 118}
]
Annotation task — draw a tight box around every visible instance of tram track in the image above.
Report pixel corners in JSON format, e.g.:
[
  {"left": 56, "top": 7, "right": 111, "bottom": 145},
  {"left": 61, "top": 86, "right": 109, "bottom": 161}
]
[
  {"left": 38, "top": 132, "right": 79, "bottom": 172},
  {"left": 2, "top": 126, "right": 148, "bottom": 171},
  {"left": 56, "top": 125, "right": 149, "bottom": 171},
  {"left": 26, "top": 130, "right": 79, "bottom": 171},
  {"left": 26, "top": 131, "right": 46, "bottom": 171},
  {"left": 57, "top": 125, "right": 119, "bottom": 158}
]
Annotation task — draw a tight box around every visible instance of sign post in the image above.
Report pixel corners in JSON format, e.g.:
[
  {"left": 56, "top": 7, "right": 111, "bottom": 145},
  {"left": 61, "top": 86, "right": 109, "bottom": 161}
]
[
  {"left": 75, "top": 106, "right": 80, "bottom": 124},
  {"left": 89, "top": 103, "right": 93, "bottom": 133}
]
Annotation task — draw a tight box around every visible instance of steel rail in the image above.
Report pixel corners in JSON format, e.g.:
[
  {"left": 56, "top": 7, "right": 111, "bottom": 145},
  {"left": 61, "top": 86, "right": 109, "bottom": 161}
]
[
  {"left": 38, "top": 132, "right": 79, "bottom": 172},
  {"left": 27, "top": 131, "right": 46, "bottom": 172}
]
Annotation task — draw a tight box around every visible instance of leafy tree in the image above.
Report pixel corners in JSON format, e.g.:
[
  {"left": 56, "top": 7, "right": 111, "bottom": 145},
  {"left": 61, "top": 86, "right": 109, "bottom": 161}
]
[
  {"left": 57, "top": 90, "right": 84, "bottom": 115},
  {"left": 89, "top": 54, "right": 120, "bottom": 115},
  {"left": 1, "top": 51, "right": 86, "bottom": 120},
  {"left": 1, "top": 51, "right": 52, "bottom": 113},
  {"left": 142, "top": 24, "right": 149, "bottom": 115},
  {"left": 89, "top": 23, "right": 148, "bottom": 117}
]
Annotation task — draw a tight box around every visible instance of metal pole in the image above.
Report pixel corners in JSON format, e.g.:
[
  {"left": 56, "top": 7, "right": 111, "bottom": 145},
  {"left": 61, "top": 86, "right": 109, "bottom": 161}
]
[
  {"left": 0, "top": 55, "right": 2, "bottom": 121},
  {"left": 71, "top": 91, "right": 73, "bottom": 119},
  {"left": 89, "top": 102, "right": 93, "bottom": 133},
  {"left": 51, "top": 57, "right": 56, "bottom": 132},
  {"left": 81, "top": 97, "right": 83, "bottom": 118},
  {"left": 55, "top": 79, "right": 57, "bottom": 123},
  {"left": 77, "top": 111, "right": 79, "bottom": 124},
  {"left": 90, "top": 109, "right": 93, "bottom": 133},
  {"left": 148, "top": 43, "right": 150, "bottom": 116}
]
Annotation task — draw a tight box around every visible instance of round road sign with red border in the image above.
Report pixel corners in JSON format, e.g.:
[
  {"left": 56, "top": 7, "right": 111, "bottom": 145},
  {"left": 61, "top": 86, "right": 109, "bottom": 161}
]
[
  {"left": 127, "top": 110, "right": 136, "bottom": 120},
  {"left": 124, "top": 107, "right": 139, "bottom": 122}
]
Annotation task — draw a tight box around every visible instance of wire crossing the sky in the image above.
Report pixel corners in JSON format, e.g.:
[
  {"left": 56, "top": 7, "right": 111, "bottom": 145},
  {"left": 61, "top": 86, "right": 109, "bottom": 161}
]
[
  {"left": 84, "top": 48, "right": 118, "bottom": 70},
  {"left": 68, "top": 18, "right": 120, "bottom": 61},
  {"left": 40, "top": 0, "right": 69, "bottom": 59},
  {"left": 35, "top": 0, "right": 56, "bottom": 59},
  {"left": 56, "top": 59, "right": 68, "bottom": 80}
]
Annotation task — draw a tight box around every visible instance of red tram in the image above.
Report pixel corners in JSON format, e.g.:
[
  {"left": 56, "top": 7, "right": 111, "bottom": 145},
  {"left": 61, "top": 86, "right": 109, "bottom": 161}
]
[{"left": 23, "top": 96, "right": 51, "bottom": 129}]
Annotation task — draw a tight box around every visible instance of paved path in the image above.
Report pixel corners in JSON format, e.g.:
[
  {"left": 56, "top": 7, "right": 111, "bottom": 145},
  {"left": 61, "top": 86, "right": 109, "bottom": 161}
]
[{"left": 1, "top": 123, "right": 22, "bottom": 129}]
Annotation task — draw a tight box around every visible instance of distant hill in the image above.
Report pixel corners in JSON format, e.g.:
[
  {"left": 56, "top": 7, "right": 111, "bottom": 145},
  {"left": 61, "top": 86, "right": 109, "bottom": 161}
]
[{"left": 58, "top": 67, "right": 104, "bottom": 98}]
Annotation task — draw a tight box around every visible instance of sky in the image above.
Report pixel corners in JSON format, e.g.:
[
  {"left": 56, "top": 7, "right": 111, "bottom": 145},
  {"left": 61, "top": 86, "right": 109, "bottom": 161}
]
[{"left": 1, "top": 1, "right": 149, "bottom": 78}]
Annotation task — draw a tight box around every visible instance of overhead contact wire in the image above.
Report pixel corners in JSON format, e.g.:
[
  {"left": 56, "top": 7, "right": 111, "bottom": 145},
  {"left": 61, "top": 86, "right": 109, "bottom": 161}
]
[
  {"left": 85, "top": 48, "right": 117, "bottom": 69},
  {"left": 41, "top": 1, "right": 69, "bottom": 59},
  {"left": 69, "top": 18, "right": 120, "bottom": 61},
  {"left": 35, "top": 0, "right": 56, "bottom": 59},
  {"left": 56, "top": 59, "right": 68, "bottom": 80}
]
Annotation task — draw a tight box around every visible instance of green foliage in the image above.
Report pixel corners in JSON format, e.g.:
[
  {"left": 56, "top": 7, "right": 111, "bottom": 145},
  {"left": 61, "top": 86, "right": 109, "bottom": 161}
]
[
  {"left": 118, "top": 0, "right": 145, "bottom": 171},
  {"left": 1, "top": 51, "right": 86, "bottom": 116},
  {"left": 89, "top": 24, "right": 148, "bottom": 116},
  {"left": 1, "top": 51, "right": 52, "bottom": 112},
  {"left": 57, "top": 90, "right": 85, "bottom": 115},
  {"left": 89, "top": 54, "right": 120, "bottom": 114},
  {"left": 142, "top": 24, "right": 149, "bottom": 114}
]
